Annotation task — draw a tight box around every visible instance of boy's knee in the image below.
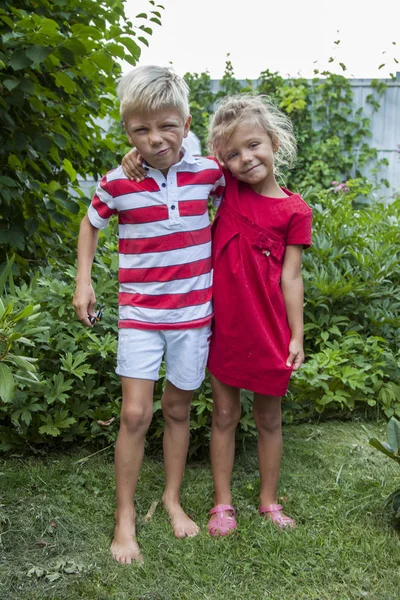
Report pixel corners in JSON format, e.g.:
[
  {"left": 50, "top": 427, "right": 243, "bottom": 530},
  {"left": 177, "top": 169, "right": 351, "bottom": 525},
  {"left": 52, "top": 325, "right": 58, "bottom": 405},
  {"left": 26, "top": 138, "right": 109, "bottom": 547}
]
[
  {"left": 120, "top": 404, "right": 152, "bottom": 434},
  {"left": 162, "top": 401, "right": 190, "bottom": 423}
]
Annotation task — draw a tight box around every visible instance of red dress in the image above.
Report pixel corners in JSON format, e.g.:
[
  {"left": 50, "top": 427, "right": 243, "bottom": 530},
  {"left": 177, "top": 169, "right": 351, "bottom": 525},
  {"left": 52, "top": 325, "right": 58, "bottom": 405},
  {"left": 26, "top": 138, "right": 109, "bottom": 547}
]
[{"left": 207, "top": 171, "right": 312, "bottom": 396}]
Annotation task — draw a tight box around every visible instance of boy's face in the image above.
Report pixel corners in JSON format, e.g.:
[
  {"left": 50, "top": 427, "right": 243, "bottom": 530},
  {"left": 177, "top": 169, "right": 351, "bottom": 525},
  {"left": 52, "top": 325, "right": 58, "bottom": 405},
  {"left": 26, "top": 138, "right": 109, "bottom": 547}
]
[{"left": 124, "top": 109, "right": 191, "bottom": 175}]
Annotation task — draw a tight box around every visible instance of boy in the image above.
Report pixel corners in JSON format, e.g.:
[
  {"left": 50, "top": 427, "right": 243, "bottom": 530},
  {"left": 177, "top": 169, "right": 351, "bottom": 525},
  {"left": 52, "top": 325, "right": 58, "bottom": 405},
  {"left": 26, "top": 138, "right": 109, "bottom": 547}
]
[{"left": 72, "top": 65, "right": 224, "bottom": 564}]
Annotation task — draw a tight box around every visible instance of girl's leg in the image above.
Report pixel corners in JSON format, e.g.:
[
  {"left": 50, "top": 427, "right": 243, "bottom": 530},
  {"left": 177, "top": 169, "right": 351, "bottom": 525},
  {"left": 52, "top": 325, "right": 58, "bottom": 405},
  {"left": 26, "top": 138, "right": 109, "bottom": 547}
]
[
  {"left": 253, "top": 394, "right": 294, "bottom": 526},
  {"left": 210, "top": 375, "right": 241, "bottom": 510},
  {"left": 161, "top": 381, "right": 199, "bottom": 538},
  {"left": 111, "top": 377, "right": 154, "bottom": 564},
  {"left": 252, "top": 394, "right": 282, "bottom": 507}
]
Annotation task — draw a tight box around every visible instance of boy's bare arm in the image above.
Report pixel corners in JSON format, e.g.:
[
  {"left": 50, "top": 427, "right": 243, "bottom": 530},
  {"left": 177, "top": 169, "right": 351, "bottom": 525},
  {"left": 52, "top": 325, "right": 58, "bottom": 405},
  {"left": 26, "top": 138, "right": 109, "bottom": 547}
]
[
  {"left": 280, "top": 245, "right": 305, "bottom": 370},
  {"left": 72, "top": 214, "right": 99, "bottom": 327}
]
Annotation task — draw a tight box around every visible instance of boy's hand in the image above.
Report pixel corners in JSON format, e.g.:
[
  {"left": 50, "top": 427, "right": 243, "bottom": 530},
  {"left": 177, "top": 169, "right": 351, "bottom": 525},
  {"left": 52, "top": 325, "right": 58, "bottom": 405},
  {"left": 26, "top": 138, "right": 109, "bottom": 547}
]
[
  {"left": 73, "top": 282, "right": 96, "bottom": 327},
  {"left": 121, "top": 148, "right": 146, "bottom": 181},
  {"left": 286, "top": 339, "right": 305, "bottom": 371}
]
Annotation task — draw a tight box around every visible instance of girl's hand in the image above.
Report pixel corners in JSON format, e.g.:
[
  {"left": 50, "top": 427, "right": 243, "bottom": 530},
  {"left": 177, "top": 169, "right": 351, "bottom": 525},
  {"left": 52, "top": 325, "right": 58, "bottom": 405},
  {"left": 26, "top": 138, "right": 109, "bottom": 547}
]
[
  {"left": 286, "top": 339, "right": 305, "bottom": 371},
  {"left": 121, "top": 148, "right": 146, "bottom": 181}
]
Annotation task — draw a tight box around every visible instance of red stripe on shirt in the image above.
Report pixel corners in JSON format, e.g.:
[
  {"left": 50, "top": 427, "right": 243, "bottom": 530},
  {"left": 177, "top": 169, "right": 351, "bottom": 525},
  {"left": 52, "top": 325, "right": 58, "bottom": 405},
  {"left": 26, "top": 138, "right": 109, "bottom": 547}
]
[
  {"left": 178, "top": 200, "right": 208, "bottom": 217},
  {"left": 118, "top": 314, "right": 213, "bottom": 330},
  {"left": 119, "top": 287, "right": 212, "bottom": 310},
  {"left": 177, "top": 169, "right": 221, "bottom": 186},
  {"left": 91, "top": 193, "right": 118, "bottom": 220},
  {"left": 103, "top": 176, "right": 160, "bottom": 196},
  {"left": 119, "top": 257, "right": 212, "bottom": 283},
  {"left": 119, "top": 205, "right": 169, "bottom": 224},
  {"left": 119, "top": 226, "right": 211, "bottom": 254}
]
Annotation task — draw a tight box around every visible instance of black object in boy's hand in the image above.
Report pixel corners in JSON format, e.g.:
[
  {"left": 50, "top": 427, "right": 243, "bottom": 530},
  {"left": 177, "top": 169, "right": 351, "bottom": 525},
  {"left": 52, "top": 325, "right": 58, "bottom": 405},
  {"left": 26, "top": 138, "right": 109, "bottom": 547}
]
[{"left": 88, "top": 305, "right": 105, "bottom": 326}]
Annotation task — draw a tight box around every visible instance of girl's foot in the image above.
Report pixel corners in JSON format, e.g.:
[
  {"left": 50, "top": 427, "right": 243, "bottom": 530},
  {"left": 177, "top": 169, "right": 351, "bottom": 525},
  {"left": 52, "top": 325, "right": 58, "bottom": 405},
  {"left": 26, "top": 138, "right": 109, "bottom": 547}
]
[
  {"left": 111, "top": 509, "right": 144, "bottom": 564},
  {"left": 259, "top": 503, "right": 295, "bottom": 528},
  {"left": 208, "top": 504, "right": 237, "bottom": 537},
  {"left": 163, "top": 498, "right": 200, "bottom": 538}
]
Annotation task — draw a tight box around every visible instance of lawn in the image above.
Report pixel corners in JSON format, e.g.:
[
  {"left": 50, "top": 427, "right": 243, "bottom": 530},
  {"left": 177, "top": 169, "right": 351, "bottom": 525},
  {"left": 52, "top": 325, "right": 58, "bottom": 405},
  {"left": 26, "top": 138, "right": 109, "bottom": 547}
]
[{"left": 1, "top": 422, "right": 399, "bottom": 600}]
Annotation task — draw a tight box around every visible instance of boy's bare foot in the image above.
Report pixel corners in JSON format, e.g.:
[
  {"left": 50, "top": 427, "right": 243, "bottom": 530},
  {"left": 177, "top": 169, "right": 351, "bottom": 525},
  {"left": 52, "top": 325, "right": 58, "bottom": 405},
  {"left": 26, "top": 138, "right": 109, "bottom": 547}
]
[
  {"left": 111, "top": 510, "right": 144, "bottom": 564},
  {"left": 163, "top": 499, "right": 200, "bottom": 538}
]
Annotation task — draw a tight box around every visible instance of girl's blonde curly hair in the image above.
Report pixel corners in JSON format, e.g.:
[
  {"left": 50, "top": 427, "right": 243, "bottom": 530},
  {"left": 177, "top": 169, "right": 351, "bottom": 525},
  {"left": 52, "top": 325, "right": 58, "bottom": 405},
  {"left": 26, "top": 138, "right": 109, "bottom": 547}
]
[{"left": 208, "top": 94, "right": 297, "bottom": 176}]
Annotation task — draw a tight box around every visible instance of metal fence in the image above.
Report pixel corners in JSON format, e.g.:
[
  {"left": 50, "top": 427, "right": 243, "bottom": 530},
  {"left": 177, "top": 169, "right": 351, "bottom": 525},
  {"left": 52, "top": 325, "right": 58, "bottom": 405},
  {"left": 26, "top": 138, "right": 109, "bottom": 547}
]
[{"left": 210, "top": 75, "right": 400, "bottom": 200}]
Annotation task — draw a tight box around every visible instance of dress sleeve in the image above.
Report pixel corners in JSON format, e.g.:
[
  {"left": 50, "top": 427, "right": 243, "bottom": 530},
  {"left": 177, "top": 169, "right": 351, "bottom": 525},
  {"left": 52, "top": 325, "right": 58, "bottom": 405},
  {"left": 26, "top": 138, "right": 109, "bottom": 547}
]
[
  {"left": 87, "top": 174, "right": 118, "bottom": 229},
  {"left": 286, "top": 207, "right": 312, "bottom": 248}
]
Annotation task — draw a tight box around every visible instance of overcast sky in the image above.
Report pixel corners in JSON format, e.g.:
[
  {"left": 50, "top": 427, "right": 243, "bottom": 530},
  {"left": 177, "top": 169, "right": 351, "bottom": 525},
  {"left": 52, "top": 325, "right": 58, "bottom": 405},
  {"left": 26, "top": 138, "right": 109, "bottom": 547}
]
[{"left": 124, "top": 0, "right": 400, "bottom": 80}]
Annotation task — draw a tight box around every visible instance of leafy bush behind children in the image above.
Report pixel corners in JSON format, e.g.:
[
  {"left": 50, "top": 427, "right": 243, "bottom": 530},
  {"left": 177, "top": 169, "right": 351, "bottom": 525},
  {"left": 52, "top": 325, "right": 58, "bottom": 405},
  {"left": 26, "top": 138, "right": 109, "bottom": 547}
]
[
  {"left": 1, "top": 180, "right": 399, "bottom": 451},
  {"left": 1, "top": 56, "right": 398, "bottom": 450},
  {"left": 291, "top": 180, "right": 400, "bottom": 421}
]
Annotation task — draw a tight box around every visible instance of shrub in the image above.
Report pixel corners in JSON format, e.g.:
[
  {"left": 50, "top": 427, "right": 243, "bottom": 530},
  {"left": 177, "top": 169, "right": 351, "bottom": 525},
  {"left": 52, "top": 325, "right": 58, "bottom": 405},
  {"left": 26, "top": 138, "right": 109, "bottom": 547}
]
[
  {"left": 370, "top": 417, "right": 400, "bottom": 528},
  {"left": 0, "top": 0, "right": 162, "bottom": 268},
  {"left": 290, "top": 180, "right": 400, "bottom": 420},
  {"left": 1, "top": 179, "right": 399, "bottom": 451}
]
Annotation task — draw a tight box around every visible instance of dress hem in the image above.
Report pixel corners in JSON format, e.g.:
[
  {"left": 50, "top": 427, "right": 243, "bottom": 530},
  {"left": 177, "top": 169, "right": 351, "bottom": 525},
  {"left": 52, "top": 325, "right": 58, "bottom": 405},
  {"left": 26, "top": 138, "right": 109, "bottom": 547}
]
[{"left": 208, "top": 366, "right": 290, "bottom": 397}]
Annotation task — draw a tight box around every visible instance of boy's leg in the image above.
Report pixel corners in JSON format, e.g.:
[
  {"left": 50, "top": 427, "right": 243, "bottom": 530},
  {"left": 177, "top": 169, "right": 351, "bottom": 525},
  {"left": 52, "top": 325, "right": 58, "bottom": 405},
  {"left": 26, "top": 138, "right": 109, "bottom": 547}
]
[
  {"left": 161, "top": 381, "right": 198, "bottom": 538},
  {"left": 161, "top": 325, "right": 211, "bottom": 538},
  {"left": 111, "top": 377, "right": 154, "bottom": 564},
  {"left": 209, "top": 375, "right": 241, "bottom": 521}
]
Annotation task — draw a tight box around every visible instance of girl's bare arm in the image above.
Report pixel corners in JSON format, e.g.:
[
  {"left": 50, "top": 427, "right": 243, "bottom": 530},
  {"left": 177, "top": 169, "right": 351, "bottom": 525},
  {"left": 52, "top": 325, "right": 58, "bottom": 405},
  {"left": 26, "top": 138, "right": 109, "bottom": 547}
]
[{"left": 280, "top": 245, "right": 305, "bottom": 370}]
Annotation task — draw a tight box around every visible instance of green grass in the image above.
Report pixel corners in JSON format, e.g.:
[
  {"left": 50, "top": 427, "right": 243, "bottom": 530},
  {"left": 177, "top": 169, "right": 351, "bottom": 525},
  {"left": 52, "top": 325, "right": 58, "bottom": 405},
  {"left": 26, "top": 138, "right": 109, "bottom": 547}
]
[{"left": 1, "top": 422, "right": 399, "bottom": 600}]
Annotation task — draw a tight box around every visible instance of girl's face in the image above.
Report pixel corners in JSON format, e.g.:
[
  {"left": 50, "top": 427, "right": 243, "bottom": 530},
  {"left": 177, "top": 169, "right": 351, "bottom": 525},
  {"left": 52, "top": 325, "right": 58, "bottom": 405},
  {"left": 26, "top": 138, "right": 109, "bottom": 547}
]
[{"left": 221, "top": 121, "right": 279, "bottom": 195}]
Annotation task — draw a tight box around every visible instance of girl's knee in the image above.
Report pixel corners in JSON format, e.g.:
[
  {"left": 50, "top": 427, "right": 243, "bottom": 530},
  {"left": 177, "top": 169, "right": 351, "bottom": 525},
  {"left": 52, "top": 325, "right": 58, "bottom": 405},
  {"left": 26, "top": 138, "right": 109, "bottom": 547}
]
[
  {"left": 253, "top": 409, "right": 281, "bottom": 434},
  {"left": 213, "top": 404, "right": 241, "bottom": 430}
]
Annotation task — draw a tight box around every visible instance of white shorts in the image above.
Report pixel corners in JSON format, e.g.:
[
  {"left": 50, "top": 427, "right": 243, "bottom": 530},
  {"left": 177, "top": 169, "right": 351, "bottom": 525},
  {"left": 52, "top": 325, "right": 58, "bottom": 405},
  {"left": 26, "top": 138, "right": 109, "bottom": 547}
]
[{"left": 116, "top": 325, "right": 212, "bottom": 391}]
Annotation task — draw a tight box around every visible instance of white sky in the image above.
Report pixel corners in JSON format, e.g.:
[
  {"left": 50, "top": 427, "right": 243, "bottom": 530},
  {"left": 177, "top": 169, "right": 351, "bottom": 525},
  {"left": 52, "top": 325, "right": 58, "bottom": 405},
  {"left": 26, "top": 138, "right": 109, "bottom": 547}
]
[{"left": 124, "top": 0, "right": 400, "bottom": 80}]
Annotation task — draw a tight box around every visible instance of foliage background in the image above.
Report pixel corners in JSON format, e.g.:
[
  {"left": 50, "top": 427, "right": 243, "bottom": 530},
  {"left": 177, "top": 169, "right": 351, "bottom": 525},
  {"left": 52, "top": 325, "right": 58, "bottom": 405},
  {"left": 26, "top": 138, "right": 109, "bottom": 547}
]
[{"left": 0, "top": 2, "right": 399, "bottom": 451}]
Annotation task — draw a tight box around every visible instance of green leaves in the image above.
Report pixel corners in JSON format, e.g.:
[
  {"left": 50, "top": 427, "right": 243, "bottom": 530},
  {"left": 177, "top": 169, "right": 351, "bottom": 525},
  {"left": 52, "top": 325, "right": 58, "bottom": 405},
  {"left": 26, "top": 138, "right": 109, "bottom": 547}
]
[
  {"left": 0, "top": 0, "right": 163, "bottom": 263},
  {"left": 388, "top": 418, "right": 400, "bottom": 454},
  {"left": 9, "top": 49, "right": 33, "bottom": 70},
  {"left": 26, "top": 45, "right": 53, "bottom": 64},
  {"left": 369, "top": 418, "right": 400, "bottom": 527},
  {"left": 0, "top": 363, "right": 14, "bottom": 402}
]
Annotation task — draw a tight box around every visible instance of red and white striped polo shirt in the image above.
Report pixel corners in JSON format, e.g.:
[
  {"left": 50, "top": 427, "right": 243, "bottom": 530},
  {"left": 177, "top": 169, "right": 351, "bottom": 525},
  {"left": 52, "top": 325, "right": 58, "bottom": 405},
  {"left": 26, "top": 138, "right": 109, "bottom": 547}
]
[{"left": 88, "top": 151, "right": 225, "bottom": 330}]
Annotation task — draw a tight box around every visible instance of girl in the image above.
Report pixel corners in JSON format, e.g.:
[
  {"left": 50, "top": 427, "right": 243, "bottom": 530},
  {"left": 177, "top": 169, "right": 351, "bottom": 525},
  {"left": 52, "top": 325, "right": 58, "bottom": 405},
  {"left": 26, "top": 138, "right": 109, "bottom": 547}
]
[
  {"left": 206, "top": 94, "right": 312, "bottom": 536},
  {"left": 121, "top": 93, "right": 312, "bottom": 537}
]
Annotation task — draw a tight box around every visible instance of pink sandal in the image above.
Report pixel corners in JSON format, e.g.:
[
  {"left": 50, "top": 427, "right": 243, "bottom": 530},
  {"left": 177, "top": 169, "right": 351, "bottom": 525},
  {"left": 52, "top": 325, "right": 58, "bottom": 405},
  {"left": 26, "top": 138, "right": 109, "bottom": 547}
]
[
  {"left": 258, "top": 504, "right": 295, "bottom": 528},
  {"left": 208, "top": 504, "right": 237, "bottom": 537}
]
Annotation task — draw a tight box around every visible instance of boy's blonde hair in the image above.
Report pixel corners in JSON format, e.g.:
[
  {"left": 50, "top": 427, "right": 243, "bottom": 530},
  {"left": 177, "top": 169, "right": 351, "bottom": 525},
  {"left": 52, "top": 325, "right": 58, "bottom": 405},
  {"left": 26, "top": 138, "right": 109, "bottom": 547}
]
[
  {"left": 117, "top": 65, "right": 190, "bottom": 121},
  {"left": 208, "top": 94, "right": 297, "bottom": 175}
]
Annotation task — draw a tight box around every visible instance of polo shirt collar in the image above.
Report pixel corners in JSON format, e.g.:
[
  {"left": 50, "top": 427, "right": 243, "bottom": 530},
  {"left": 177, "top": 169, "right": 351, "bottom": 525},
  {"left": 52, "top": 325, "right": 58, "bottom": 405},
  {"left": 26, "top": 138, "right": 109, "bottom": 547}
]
[{"left": 143, "top": 146, "right": 197, "bottom": 174}]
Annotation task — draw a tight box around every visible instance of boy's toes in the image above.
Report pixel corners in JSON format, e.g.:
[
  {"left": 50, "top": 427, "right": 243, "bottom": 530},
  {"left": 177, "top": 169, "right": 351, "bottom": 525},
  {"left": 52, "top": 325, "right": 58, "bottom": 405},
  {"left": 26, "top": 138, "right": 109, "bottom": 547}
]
[
  {"left": 164, "top": 503, "right": 200, "bottom": 538},
  {"left": 110, "top": 539, "right": 144, "bottom": 564}
]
